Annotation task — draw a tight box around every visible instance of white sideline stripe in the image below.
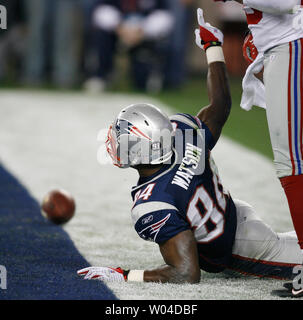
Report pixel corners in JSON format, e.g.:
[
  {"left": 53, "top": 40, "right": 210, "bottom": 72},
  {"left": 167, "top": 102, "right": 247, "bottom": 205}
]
[{"left": 131, "top": 201, "right": 178, "bottom": 225}]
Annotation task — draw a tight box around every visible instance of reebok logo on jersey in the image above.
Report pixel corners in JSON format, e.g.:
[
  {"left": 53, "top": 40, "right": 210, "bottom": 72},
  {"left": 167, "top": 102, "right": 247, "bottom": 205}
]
[{"left": 142, "top": 215, "right": 153, "bottom": 225}]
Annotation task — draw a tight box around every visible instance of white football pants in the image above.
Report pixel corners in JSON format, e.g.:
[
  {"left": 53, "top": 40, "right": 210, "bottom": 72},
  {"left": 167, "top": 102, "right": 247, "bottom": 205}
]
[
  {"left": 230, "top": 199, "right": 302, "bottom": 279},
  {"left": 264, "top": 39, "right": 303, "bottom": 178}
]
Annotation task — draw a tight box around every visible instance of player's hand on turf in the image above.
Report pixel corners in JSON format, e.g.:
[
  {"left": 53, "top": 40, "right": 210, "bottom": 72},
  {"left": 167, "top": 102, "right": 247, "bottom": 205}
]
[
  {"left": 77, "top": 266, "right": 127, "bottom": 282},
  {"left": 195, "top": 8, "right": 224, "bottom": 51}
]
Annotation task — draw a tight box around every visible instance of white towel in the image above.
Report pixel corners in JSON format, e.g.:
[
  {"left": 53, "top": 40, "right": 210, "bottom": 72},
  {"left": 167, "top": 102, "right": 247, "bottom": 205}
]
[{"left": 240, "top": 53, "right": 266, "bottom": 111}]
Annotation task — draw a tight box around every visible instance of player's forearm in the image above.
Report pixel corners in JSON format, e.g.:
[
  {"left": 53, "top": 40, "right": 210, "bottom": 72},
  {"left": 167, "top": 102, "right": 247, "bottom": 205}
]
[
  {"left": 197, "top": 57, "right": 231, "bottom": 142},
  {"left": 242, "top": 0, "right": 298, "bottom": 14},
  {"left": 207, "top": 61, "right": 231, "bottom": 121},
  {"left": 140, "top": 230, "right": 201, "bottom": 284},
  {"left": 143, "top": 264, "right": 200, "bottom": 284}
]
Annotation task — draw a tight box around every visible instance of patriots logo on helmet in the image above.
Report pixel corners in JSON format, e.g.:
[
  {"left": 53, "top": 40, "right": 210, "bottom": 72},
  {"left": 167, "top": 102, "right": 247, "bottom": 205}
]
[{"left": 115, "top": 119, "right": 151, "bottom": 142}]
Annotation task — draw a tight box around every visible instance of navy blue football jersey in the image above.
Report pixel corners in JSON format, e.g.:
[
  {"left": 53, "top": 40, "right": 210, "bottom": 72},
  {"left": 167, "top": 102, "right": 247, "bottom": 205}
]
[{"left": 131, "top": 113, "right": 237, "bottom": 273}]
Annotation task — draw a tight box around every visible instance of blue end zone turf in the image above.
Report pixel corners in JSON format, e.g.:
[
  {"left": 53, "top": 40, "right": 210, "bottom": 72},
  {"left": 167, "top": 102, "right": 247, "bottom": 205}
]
[{"left": 0, "top": 164, "right": 117, "bottom": 300}]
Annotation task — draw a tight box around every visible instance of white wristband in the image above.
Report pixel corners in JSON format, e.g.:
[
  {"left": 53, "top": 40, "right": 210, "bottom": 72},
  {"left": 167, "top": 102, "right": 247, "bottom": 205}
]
[
  {"left": 206, "top": 46, "right": 225, "bottom": 65},
  {"left": 127, "top": 270, "right": 144, "bottom": 282}
]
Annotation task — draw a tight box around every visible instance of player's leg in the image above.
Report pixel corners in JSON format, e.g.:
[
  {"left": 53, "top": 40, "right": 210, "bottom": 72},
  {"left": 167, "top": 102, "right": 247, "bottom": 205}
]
[
  {"left": 263, "top": 40, "right": 303, "bottom": 256},
  {"left": 230, "top": 199, "right": 302, "bottom": 280}
]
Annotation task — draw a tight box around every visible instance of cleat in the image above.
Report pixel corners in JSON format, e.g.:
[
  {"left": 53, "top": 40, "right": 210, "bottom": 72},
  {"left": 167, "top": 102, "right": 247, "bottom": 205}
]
[
  {"left": 292, "top": 287, "right": 303, "bottom": 298},
  {"left": 272, "top": 282, "right": 303, "bottom": 298},
  {"left": 271, "top": 288, "right": 294, "bottom": 298}
]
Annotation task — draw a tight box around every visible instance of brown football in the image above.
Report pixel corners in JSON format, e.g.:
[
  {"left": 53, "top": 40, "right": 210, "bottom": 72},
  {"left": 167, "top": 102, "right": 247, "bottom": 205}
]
[{"left": 41, "top": 189, "right": 75, "bottom": 225}]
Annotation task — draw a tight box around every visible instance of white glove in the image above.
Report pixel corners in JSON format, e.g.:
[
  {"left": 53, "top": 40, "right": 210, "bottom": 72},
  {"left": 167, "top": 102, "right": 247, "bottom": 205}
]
[
  {"left": 77, "top": 266, "right": 126, "bottom": 282},
  {"left": 195, "top": 8, "right": 224, "bottom": 51}
]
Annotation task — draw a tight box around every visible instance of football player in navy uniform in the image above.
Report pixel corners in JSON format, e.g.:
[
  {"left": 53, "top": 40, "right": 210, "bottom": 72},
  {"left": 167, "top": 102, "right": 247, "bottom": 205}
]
[{"left": 78, "top": 9, "right": 303, "bottom": 296}]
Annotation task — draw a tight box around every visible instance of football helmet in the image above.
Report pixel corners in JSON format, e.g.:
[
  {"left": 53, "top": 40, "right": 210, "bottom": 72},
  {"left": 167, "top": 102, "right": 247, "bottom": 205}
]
[{"left": 106, "top": 103, "right": 174, "bottom": 168}]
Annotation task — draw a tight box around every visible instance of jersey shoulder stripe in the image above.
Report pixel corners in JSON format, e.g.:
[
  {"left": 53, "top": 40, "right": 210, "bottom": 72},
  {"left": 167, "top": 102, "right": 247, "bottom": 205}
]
[
  {"left": 170, "top": 113, "right": 215, "bottom": 151},
  {"left": 169, "top": 113, "right": 202, "bottom": 129},
  {"left": 131, "top": 201, "right": 178, "bottom": 225}
]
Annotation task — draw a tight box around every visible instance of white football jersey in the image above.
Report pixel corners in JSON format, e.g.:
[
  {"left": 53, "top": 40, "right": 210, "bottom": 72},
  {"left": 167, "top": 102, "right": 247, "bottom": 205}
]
[{"left": 243, "top": 0, "right": 303, "bottom": 52}]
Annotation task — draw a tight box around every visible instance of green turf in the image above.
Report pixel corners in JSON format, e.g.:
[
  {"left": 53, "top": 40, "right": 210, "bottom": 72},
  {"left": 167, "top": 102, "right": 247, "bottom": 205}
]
[{"left": 148, "top": 77, "right": 274, "bottom": 160}]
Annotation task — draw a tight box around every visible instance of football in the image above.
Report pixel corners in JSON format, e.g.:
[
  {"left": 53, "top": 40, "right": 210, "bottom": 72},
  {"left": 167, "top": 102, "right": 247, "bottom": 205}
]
[{"left": 41, "top": 189, "right": 76, "bottom": 225}]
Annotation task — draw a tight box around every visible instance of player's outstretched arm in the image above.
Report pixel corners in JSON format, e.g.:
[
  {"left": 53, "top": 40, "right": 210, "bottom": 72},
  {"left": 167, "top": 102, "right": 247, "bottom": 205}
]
[
  {"left": 194, "top": 9, "right": 231, "bottom": 145},
  {"left": 195, "top": 9, "right": 231, "bottom": 142},
  {"left": 197, "top": 60, "right": 231, "bottom": 145},
  {"left": 77, "top": 230, "right": 201, "bottom": 284}
]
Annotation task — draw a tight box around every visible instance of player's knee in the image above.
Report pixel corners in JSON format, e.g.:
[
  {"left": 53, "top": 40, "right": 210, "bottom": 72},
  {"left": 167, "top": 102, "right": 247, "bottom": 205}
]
[
  {"left": 276, "top": 165, "right": 301, "bottom": 179},
  {"left": 233, "top": 199, "right": 260, "bottom": 224},
  {"left": 273, "top": 153, "right": 303, "bottom": 178},
  {"left": 233, "top": 219, "right": 277, "bottom": 260}
]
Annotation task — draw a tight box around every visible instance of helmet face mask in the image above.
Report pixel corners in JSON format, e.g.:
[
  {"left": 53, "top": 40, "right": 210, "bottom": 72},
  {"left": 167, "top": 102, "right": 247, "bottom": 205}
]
[
  {"left": 106, "top": 124, "right": 123, "bottom": 168},
  {"left": 106, "top": 103, "right": 174, "bottom": 169}
]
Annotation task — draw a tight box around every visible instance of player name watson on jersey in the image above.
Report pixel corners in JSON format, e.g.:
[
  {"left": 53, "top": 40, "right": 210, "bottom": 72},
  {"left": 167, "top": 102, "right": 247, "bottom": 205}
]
[{"left": 131, "top": 114, "right": 237, "bottom": 273}]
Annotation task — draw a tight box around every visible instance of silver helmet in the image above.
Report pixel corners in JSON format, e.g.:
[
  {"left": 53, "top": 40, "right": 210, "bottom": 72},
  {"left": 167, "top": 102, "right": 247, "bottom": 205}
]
[{"left": 106, "top": 103, "right": 174, "bottom": 168}]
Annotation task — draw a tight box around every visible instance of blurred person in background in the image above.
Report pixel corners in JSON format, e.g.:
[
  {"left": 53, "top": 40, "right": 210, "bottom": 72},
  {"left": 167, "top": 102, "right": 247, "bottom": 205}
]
[
  {"left": 0, "top": 0, "right": 26, "bottom": 84},
  {"left": 83, "top": 0, "right": 174, "bottom": 93},
  {"left": 164, "top": 0, "right": 195, "bottom": 89},
  {"left": 22, "top": 0, "right": 83, "bottom": 89},
  {"left": 80, "top": 0, "right": 98, "bottom": 83}
]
